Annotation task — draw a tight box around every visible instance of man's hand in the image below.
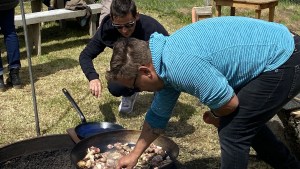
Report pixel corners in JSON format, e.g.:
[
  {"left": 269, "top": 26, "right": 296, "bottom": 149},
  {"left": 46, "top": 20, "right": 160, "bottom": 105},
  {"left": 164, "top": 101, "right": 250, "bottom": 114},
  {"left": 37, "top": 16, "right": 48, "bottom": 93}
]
[
  {"left": 89, "top": 79, "right": 102, "bottom": 98},
  {"left": 203, "top": 111, "right": 220, "bottom": 128},
  {"left": 116, "top": 121, "right": 160, "bottom": 169},
  {"left": 116, "top": 153, "right": 139, "bottom": 169}
]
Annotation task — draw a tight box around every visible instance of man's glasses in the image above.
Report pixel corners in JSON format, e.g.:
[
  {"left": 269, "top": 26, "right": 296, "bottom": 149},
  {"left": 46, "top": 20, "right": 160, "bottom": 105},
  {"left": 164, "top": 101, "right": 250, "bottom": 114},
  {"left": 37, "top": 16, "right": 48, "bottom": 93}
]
[
  {"left": 129, "top": 74, "right": 140, "bottom": 92},
  {"left": 112, "top": 21, "right": 135, "bottom": 29}
]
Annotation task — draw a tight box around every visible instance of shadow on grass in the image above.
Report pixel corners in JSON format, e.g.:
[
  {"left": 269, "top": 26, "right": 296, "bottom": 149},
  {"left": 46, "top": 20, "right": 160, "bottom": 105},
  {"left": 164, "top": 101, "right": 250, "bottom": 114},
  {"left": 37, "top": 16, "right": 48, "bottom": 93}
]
[
  {"left": 17, "top": 37, "right": 90, "bottom": 57},
  {"left": 99, "top": 100, "right": 120, "bottom": 123},
  {"left": 174, "top": 155, "right": 264, "bottom": 169},
  {"left": 18, "top": 58, "right": 78, "bottom": 86},
  {"left": 41, "top": 89, "right": 91, "bottom": 134},
  {"left": 100, "top": 93, "right": 197, "bottom": 137},
  {"left": 15, "top": 20, "right": 91, "bottom": 56},
  {"left": 38, "top": 37, "right": 90, "bottom": 55},
  {"left": 175, "top": 157, "right": 220, "bottom": 169},
  {"left": 166, "top": 97, "right": 198, "bottom": 138},
  {"left": 284, "top": 0, "right": 300, "bottom": 4}
]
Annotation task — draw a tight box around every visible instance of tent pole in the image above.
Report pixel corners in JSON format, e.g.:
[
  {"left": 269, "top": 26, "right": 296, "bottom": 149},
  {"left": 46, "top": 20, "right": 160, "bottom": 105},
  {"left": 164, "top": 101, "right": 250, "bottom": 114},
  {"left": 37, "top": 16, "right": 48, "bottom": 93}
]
[{"left": 19, "top": 0, "right": 40, "bottom": 136}]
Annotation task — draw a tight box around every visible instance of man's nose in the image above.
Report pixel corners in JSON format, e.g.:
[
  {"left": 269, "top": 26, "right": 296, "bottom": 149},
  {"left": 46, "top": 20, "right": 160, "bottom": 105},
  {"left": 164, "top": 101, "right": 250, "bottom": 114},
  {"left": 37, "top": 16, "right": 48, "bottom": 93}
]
[{"left": 121, "top": 27, "right": 129, "bottom": 33}]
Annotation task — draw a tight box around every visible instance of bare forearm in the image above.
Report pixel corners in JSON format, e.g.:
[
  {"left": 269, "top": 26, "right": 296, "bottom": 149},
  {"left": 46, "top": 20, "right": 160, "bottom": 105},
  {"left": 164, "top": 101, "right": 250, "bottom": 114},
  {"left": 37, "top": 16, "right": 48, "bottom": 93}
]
[
  {"left": 211, "top": 94, "right": 239, "bottom": 117},
  {"left": 131, "top": 121, "right": 160, "bottom": 158}
]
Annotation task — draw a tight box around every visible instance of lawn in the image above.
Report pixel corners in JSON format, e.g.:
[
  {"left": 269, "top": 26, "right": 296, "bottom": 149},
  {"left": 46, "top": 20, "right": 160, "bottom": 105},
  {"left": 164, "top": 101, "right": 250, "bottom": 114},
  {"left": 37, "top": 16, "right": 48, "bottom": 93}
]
[{"left": 0, "top": 0, "right": 300, "bottom": 168}]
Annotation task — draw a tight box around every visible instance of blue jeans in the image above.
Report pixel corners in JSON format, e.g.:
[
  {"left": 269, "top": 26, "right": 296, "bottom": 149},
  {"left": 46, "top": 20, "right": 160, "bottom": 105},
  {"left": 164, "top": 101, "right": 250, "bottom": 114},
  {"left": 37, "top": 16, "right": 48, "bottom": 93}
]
[
  {"left": 0, "top": 7, "right": 21, "bottom": 74},
  {"left": 218, "top": 35, "right": 300, "bottom": 169}
]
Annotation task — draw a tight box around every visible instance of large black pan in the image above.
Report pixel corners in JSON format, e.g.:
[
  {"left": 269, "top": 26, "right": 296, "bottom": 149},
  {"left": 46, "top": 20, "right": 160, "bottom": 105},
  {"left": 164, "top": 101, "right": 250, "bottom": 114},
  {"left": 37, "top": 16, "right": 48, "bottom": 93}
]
[
  {"left": 62, "top": 88, "right": 124, "bottom": 140},
  {"left": 71, "top": 130, "right": 179, "bottom": 169}
]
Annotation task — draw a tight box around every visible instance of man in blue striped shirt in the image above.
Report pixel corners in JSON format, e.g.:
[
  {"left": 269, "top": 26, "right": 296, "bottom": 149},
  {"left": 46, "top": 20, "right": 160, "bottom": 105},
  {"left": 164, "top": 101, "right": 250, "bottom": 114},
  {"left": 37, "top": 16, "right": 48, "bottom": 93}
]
[{"left": 106, "top": 16, "right": 300, "bottom": 169}]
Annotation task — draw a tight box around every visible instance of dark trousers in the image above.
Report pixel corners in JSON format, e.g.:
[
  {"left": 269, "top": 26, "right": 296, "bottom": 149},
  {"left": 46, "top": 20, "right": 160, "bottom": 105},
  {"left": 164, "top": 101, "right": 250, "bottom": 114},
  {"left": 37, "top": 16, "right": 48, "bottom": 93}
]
[
  {"left": 0, "top": 8, "right": 21, "bottom": 73},
  {"left": 218, "top": 35, "right": 300, "bottom": 169}
]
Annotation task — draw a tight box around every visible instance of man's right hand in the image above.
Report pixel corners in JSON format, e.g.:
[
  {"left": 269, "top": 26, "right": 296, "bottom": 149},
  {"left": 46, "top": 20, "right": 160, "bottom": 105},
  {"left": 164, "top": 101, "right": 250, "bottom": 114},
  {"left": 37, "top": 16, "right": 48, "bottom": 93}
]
[
  {"left": 116, "top": 153, "right": 139, "bottom": 169},
  {"left": 89, "top": 79, "right": 102, "bottom": 98}
]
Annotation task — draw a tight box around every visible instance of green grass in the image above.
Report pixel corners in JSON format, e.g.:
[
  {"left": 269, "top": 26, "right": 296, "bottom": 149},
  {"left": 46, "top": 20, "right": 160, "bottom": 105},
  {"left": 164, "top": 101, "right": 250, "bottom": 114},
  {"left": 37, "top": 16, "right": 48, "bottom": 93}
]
[
  {"left": 136, "top": 0, "right": 203, "bottom": 24},
  {"left": 1, "top": 0, "right": 300, "bottom": 168}
]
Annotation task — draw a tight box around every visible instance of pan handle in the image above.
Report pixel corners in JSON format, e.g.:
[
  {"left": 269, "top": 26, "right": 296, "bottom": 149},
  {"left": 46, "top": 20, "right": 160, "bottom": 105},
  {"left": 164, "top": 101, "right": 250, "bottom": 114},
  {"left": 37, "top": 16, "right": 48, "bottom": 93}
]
[{"left": 62, "top": 88, "right": 87, "bottom": 123}]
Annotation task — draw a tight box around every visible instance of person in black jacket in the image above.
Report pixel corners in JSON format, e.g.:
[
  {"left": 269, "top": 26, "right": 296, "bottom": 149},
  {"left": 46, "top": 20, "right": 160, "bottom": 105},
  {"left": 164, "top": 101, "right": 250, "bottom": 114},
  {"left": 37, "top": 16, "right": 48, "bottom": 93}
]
[{"left": 79, "top": 0, "right": 168, "bottom": 114}]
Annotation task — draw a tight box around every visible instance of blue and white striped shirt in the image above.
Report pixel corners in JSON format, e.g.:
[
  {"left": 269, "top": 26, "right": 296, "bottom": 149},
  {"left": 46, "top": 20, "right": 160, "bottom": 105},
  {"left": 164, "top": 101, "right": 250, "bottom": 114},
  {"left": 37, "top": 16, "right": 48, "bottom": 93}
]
[{"left": 146, "top": 16, "right": 295, "bottom": 129}]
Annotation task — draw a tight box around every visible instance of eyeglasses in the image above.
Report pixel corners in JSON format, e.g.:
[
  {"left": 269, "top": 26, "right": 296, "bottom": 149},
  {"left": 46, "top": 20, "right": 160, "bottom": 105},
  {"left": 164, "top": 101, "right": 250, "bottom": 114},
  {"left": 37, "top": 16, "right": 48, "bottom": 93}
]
[
  {"left": 112, "top": 21, "right": 135, "bottom": 29},
  {"left": 130, "top": 74, "right": 140, "bottom": 92}
]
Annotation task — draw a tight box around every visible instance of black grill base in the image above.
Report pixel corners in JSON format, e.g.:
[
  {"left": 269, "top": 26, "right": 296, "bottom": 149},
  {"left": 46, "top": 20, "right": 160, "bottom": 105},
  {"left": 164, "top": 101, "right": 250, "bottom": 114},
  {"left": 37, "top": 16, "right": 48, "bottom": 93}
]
[{"left": 0, "top": 134, "right": 75, "bottom": 169}]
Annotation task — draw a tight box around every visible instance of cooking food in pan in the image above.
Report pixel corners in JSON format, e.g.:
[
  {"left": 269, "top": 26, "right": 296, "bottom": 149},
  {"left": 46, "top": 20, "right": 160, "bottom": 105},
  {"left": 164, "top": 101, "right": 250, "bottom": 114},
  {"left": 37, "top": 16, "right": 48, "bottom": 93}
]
[{"left": 77, "top": 142, "right": 172, "bottom": 169}]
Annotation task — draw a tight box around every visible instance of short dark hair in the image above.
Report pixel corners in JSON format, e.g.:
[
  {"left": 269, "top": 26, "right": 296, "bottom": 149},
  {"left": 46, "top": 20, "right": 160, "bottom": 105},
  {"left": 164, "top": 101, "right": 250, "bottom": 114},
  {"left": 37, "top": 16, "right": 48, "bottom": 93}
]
[
  {"left": 110, "top": 0, "right": 137, "bottom": 19},
  {"left": 106, "top": 38, "right": 151, "bottom": 81}
]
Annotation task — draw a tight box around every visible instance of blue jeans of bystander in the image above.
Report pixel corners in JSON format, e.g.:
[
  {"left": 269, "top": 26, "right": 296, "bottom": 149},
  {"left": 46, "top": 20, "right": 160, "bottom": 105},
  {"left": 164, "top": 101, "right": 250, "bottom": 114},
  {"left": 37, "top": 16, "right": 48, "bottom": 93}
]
[
  {"left": 0, "top": 7, "right": 21, "bottom": 74},
  {"left": 218, "top": 34, "right": 300, "bottom": 169}
]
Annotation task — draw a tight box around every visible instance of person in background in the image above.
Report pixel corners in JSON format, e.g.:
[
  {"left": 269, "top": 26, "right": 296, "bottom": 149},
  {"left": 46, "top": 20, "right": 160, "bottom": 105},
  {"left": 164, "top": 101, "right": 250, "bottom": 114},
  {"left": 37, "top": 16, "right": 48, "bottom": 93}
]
[
  {"left": 79, "top": 0, "right": 168, "bottom": 114},
  {"left": 42, "top": 0, "right": 65, "bottom": 10},
  {"left": 43, "top": 0, "right": 95, "bottom": 27},
  {"left": 42, "top": 0, "right": 55, "bottom": 10},
  {"left": 99, "top": 0, "right": 112, "bottom": 25},
  {"left": 106, "top": 16, "right": 300, "bottom": 169},
  {"left": 0, "top": 0, "right": 22, "bottom": 91},
  {"left": 42, "top": 0, "right": 95, "bottom": 10}
]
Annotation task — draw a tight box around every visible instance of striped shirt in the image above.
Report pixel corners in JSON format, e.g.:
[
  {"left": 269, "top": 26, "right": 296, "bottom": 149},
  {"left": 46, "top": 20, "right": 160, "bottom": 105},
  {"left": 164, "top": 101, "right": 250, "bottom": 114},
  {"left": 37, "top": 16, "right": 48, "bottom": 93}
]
[{"left": 145, "top": 16, "right": 295, "bottom": 129}]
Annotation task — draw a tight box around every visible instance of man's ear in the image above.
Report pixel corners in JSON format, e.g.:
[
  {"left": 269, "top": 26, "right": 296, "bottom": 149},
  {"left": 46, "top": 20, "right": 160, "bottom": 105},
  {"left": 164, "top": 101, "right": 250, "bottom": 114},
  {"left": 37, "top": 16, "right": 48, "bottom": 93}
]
[{"left": 138, "top": 66, "right": 152, "bottom": 77}]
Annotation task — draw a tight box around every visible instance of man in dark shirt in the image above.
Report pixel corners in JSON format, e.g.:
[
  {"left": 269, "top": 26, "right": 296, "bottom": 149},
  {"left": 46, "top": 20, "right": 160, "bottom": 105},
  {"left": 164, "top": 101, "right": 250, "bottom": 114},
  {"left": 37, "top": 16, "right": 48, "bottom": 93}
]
[{"left": 79, "top": 0, "right": 168, "bottom": 113}]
